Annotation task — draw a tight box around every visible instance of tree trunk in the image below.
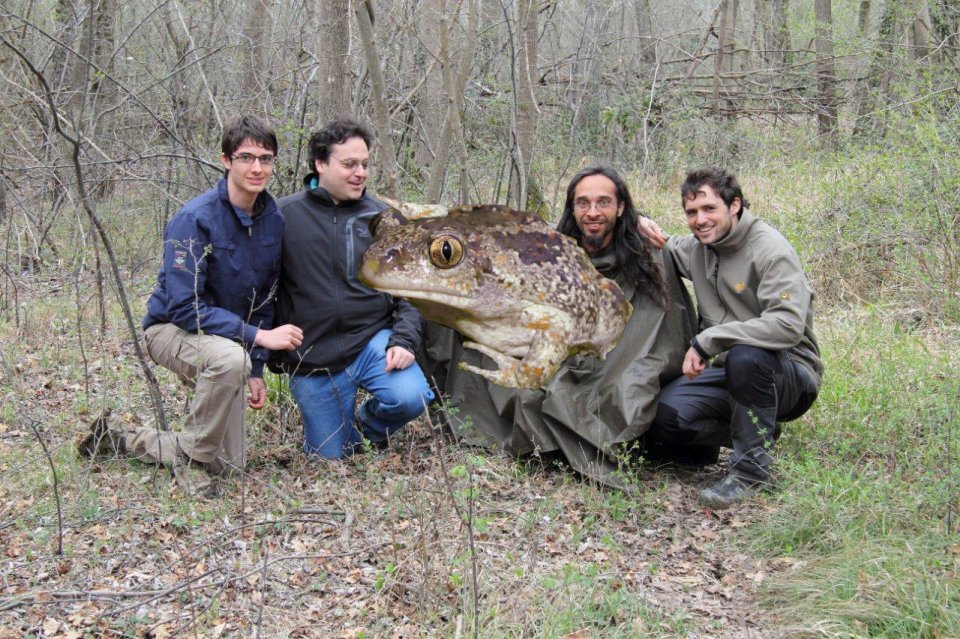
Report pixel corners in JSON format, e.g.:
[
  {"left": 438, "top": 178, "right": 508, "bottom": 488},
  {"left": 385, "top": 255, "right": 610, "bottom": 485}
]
[
  {"left": 814, "top": 0, "right": 838, "bottom": 142},
  {"left": 757, "top": 0, "right": 790, "bottom": 67},
  {"left": 854, "top": 0, "right": 899, "bottom": 139},
  {"left": 426, "top": 0, "right": 478, "bottom": 204},
  {"left": 907, "top": 0, "right": 933, "bottom": 61},
  {"left": 770, "top": 0, "right": 790, "bottom": 67},
  {"left": 316, "top": 0, "right": 352, "bottom": 124},
  {"left": 858, "top": 0, "right": 872, "bottom": 34},
  {"left": 633, "top": 0, "right": 656, "bottom": 66},
  {"left": 509, "top": 0, "right": 538, "bottom": 210},
  {"left": 713, "top": 0, "right": 738, "bottom": 117},
  {"left": 354, "top": 0, "right": 401, "bottom": 199},
  {"left": 241, "top": 0, "right": 271, "bottom": 107}
]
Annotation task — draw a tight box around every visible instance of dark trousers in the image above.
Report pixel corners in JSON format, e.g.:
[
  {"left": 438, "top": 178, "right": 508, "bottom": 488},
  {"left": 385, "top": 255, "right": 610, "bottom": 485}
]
[{"left": 649, "top": 345, "right": 819, "bottom": 483}]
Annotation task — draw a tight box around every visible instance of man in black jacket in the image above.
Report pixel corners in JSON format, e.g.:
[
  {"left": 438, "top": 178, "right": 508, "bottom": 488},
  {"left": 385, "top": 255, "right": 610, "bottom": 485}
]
[{"left": 273, "top": 117, "right": 433, "bottom": 458}]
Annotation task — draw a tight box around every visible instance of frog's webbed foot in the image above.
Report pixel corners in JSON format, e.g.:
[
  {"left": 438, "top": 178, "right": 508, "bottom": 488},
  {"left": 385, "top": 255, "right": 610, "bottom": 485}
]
[{"left": 460, "top": 341, "right": 547, "bottom": 389}]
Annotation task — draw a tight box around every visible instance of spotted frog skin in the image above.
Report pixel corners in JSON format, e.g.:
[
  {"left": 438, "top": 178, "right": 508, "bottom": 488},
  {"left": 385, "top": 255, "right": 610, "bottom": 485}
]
[{"left": 360, "top": 205, "right": 633, "bottom": 388}]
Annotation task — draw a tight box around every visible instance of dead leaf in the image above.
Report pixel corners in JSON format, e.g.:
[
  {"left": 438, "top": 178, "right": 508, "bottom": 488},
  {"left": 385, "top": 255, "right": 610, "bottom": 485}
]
[{"left": 42, "top": 618, "right": 60, "bottom": 635}]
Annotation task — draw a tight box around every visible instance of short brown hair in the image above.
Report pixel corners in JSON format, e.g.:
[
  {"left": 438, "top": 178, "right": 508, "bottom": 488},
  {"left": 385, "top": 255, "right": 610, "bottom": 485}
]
[
  {"left": 221, "top": 115, "right": 278, "bottom": 158},
  {"left": 681, "top": 167, "right": 750, "bottom": 210}
]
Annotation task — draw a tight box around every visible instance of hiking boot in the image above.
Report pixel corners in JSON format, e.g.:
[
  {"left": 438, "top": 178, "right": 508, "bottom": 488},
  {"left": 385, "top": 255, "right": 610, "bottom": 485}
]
[
  {"left": 77, "top": 409, "right": 128, "bottom": 457},
  {"left": 698, "top": 474, "right": 764, "bottom": 509},
  {"left": 173, "top": 455, "right": 218, "bottom": 499}
]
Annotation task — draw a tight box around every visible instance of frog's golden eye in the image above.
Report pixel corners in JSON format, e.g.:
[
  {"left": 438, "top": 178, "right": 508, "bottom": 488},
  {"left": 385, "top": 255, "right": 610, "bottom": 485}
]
[{"left": 428, "top": 235, "right": 464, "bottom": 269}]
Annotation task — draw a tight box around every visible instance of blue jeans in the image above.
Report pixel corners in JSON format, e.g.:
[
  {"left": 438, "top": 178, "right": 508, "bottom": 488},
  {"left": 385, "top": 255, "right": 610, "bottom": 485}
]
[{"left": 289, "top": 329, "right": 435, "bottom": 459}]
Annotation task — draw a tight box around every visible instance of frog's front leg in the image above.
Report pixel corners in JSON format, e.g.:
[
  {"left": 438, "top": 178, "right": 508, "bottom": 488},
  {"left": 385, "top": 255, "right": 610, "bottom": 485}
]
[
  {"left": 459, "top": 341, "right": 526, "bottom": 388},
  {"left": 460, "top": 335, "right": 566, "bottom": 389}
]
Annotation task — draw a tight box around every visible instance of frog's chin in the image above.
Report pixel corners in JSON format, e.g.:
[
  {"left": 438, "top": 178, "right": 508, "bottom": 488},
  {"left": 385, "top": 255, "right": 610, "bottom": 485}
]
[{"left": 378, "top": 290, "right": 523, "bottom": 325}]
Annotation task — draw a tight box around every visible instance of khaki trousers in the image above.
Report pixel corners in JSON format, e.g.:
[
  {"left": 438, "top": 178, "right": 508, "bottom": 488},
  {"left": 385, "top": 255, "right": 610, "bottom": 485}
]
[{"left": 129, "top": 323, "right": 251, "bottom": 475}]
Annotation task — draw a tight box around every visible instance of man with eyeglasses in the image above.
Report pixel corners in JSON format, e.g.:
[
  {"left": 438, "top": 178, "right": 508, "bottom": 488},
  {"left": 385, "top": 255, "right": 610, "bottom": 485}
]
[
  {"left": 272, "top": 117, "right": 433, "bottom": 459},
  {"left": 78, "top": 115, "right": 304, "bottom": 496}
]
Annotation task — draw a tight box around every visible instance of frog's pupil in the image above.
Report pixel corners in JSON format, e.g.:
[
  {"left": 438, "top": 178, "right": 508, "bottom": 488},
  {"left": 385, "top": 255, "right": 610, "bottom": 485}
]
[{"left": 442, "top": 241, "right": 453, "bottom": 261}]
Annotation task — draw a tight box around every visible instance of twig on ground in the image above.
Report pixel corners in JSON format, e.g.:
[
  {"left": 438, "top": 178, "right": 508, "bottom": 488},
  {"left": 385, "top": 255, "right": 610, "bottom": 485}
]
[
  {"left": 26, "top": 417, "right": 63, "bottom": 556},
  {"left": 255, "top": 544, "right": 269, "bottom": 638}
]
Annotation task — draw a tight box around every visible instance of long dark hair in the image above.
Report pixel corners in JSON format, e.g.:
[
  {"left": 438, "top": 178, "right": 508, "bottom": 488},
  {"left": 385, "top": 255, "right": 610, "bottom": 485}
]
[{"left": 557, "top": 164, "right": 669, "bottom": 309}]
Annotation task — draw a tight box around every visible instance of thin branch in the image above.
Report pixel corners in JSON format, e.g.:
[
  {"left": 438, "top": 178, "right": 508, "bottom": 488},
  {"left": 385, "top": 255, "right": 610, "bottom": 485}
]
[{"left": 26, "top": 417, "right": 63, "bottom": 556}]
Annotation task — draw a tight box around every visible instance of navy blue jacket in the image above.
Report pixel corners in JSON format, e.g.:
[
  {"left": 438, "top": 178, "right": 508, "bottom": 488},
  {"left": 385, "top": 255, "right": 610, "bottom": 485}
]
[
  {"left": 143, "top": 177, "right": 283, "bottom": 377},
  {"left": 271, "top": 177, "right": 423, "bottom": 375}
]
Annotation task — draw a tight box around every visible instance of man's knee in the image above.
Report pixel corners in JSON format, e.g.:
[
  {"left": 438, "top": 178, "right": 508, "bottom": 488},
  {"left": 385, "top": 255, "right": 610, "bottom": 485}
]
[
  {"left": 376, "top": 377, "right": 434, "bottom": 421},
  {"left": 203, "top": 342, "right": 250, "bottom": 383},
  {"left": 724, "top": 345, "right": 776, "bottom": 397}
]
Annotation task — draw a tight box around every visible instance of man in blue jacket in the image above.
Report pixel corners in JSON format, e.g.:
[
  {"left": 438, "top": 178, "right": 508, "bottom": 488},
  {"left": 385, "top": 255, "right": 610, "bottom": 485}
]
[
  {"left": 79, "top": 115, "right": 303, "bottom": 494},
  {"left": 272, "top": 117, "right": 433, "bottom": 459}
]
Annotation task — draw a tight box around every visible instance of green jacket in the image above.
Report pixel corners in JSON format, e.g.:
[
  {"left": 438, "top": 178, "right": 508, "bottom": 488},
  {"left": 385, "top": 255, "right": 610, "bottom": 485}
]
[{"left": 667, "top": 209, "right": 823, "bottom": 387}]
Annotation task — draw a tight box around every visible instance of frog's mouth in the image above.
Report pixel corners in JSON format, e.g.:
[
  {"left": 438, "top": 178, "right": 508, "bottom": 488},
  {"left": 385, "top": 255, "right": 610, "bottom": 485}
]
[{"left": 373, "top": 287, "right": 482, "bottom": 309}]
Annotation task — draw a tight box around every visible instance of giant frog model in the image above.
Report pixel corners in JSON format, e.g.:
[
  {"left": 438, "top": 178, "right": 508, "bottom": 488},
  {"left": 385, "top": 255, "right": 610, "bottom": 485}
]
[{"left": 359, "top": 205, "right": 633, "bottom": 389}]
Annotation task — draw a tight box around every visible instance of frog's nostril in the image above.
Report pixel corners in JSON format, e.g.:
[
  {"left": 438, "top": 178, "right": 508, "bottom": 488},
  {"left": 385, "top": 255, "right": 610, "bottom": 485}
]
[{"left": 385, "top": 247, "right": 400, "bottom": 262}]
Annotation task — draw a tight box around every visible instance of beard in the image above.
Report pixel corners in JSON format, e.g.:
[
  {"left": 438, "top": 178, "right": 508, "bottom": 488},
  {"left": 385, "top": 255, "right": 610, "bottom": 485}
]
[{"left": 579, "top": 221, "right": 615, "bottom": 252}]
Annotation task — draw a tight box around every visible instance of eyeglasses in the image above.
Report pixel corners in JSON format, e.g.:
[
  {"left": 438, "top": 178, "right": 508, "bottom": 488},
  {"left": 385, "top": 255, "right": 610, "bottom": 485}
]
[
  {"left": 231, "top": 153, "right": 276, "bottom": 166},
  {"left": 574, "top": 197, "right": 616, "bottom": 213},
  {"left": 329, "top": 155, "right": 370, "bottom": 172}
]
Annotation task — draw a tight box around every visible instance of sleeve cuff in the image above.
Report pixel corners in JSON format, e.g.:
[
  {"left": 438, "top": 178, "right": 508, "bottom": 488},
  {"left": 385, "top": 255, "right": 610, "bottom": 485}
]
[
  {"left": 690, "top": 337, "right": 711, "bottom": 362},
  {"left": 243, "top": 324, "right": 260, "bottom": 348}
]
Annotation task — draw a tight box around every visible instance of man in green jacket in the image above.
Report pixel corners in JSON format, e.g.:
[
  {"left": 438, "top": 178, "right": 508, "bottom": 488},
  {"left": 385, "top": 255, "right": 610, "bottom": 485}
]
[{"left": 642, "top": 168, "right": 823, "bottom": 508}]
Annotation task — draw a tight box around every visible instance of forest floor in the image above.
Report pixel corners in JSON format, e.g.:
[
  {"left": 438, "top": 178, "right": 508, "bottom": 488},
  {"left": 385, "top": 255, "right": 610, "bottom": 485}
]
[{"left": 1, "top": 427, "right": 793, "bottom": 638}]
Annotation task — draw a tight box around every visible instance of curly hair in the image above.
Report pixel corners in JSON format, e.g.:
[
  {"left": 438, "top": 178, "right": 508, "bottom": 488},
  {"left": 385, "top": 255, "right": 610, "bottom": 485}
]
[{"left": 307, "top": 116, "right": 375, "bottom": 172}]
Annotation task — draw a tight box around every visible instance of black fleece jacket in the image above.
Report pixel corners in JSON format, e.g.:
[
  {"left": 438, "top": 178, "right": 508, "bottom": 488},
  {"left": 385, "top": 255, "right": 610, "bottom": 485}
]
[{"left": 271, "top": 176, "right": 423, "bottom": 375}]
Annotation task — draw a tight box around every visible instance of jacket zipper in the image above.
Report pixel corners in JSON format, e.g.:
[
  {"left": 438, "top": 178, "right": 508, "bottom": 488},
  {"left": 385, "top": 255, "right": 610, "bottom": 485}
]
[{"left": 332, "top": 212, "right": 346, "bottom": 366}]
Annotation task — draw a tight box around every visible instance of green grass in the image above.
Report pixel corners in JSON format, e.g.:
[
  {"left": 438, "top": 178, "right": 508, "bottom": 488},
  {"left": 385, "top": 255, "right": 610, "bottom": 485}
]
[{"left": 752, "top": 310, "right": 960, "bottom": 636}]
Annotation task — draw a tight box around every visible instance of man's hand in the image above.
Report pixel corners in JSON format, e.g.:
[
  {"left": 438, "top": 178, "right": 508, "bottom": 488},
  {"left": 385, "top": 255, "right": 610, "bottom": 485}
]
[
  {"left": 682, "top": 347, "right": 707, "bottom": 379},
  {"left": 385, "top": 346, "right": 415, "bottom": 372},
  {"left": 248, "top": 377, "right": 267, "bottom": 409},
  {"left": 637, "top": 216, "right": 669, "bottom": 249},
  {"left": 255, "top": 324, "right": 303, "bottom": 350}
]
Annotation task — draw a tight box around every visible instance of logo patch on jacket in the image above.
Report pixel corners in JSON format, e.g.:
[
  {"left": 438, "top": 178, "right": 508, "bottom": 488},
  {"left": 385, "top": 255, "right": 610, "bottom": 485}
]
[
  {"left": 780, "top": 291, "right": 791, "bottom": 300},
  {"left": 173, "top": 250, "right": 187, "bottom": 270},
  {"left": 735, "top": 282, "right": 746, "bottom": 292}
]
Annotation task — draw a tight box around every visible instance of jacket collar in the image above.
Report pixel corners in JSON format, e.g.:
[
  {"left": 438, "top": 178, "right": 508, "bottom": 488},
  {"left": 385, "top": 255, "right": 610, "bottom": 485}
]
[
  {"left": 587, "top": 244, "right": 636, "bottom": 299},
  {"left": 710, "top": 208, "right": 757, "bottom": 253},
  {"left": 303, "top": 173, "right": 367, "bottom": 207}
]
